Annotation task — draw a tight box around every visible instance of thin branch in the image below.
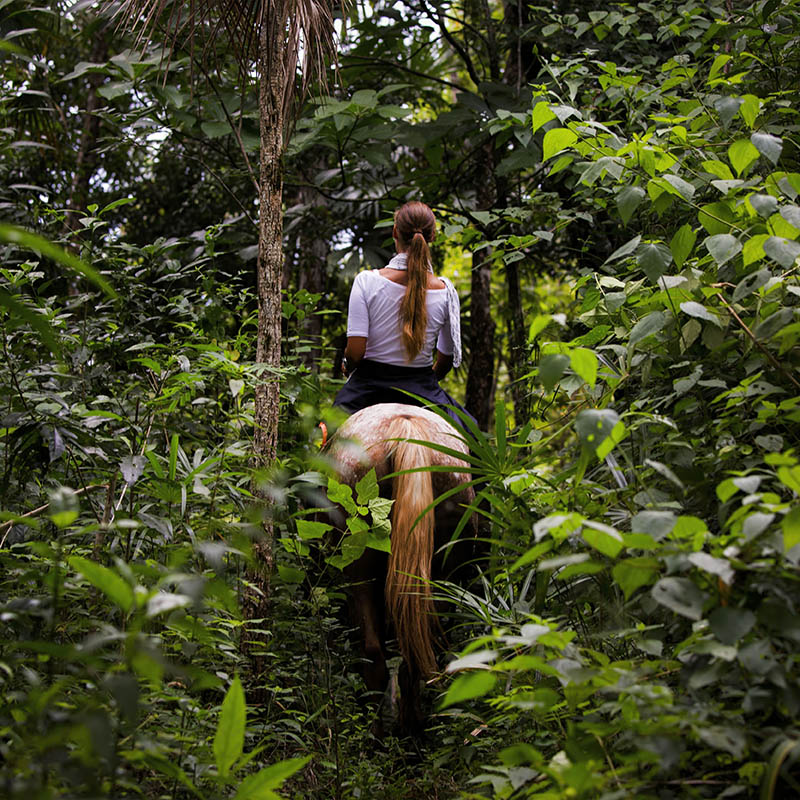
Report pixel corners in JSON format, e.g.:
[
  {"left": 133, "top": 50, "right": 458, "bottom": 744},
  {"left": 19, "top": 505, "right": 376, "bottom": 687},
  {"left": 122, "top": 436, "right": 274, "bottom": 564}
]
[
  {"left": 714, "top": 289, "right": 800, "bottom": 391},
  {"left": 0, "top": 484, "right": 109, "bottom": 548}
]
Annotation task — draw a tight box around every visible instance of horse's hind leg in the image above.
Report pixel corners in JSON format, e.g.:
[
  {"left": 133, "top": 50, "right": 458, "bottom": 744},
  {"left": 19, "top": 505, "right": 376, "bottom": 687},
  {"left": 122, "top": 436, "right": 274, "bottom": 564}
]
[
  {"left": 397, "top": 658, "right": 425, "bottom": 736},
  {"left": 346, "top": 553, "right": 389, "bottom": 735}
]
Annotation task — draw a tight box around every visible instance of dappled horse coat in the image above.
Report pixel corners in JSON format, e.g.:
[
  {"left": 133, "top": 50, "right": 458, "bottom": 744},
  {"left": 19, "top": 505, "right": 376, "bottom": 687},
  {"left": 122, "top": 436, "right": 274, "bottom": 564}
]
[{"left": 327, "top": 402, "right": 478, "bottom": 734}]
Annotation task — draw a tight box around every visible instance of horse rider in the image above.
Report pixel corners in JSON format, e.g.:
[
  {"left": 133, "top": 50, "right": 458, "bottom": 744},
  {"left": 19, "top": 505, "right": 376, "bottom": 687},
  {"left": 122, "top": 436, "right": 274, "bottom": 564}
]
[{"left": 333, "top": 200, "right": 475, "bottom": 428}]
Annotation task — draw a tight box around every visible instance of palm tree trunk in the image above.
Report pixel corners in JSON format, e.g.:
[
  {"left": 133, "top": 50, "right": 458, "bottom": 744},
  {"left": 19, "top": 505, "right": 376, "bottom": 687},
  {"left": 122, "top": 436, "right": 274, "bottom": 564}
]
[{"left": 247, "top": 15, "right": 286, "bottom": 633}]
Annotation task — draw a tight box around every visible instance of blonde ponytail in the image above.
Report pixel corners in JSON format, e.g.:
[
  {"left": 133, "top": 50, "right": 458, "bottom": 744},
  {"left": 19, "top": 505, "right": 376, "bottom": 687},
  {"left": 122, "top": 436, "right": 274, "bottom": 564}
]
[{"left": 393, "top": 202, "right": 437, "bottom": 362}]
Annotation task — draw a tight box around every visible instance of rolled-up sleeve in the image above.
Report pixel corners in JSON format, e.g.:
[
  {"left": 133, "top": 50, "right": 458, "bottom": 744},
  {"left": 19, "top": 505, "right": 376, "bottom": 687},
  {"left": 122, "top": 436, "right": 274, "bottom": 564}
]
[
  {"left": 436, "top": 299, "right": 456, "bottom": 356},
  {"left": 346, "top": 272, "right": 370, "bottom": 337}
]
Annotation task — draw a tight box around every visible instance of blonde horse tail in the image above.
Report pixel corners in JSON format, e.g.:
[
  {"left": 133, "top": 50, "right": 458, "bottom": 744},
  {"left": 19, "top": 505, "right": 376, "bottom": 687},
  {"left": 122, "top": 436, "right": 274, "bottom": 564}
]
[{"left": 385, "top": 415, "right": 438, "bottom": 677}]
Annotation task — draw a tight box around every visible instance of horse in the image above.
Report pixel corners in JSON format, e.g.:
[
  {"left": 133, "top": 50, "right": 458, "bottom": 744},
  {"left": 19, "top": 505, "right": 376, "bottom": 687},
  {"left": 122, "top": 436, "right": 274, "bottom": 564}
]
[{"left": 325, "top": 402, "right": 478, "bottom": 735}]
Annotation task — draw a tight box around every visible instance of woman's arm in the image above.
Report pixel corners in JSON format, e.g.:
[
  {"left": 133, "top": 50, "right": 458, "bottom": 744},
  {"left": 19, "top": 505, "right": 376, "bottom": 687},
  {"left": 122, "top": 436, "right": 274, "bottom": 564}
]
[
  {"left": 433, "top": 350, "right": 453, "bottom": 380},
  {"left": 343, "top": 336, "right": 367, "bottom": 375}
]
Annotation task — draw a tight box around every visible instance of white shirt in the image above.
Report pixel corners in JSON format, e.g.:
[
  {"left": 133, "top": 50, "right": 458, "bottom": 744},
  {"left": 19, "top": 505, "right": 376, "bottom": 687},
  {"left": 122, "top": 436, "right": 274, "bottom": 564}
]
[{"left": 346, "top": 259, "right": 460, "bottom": 367}]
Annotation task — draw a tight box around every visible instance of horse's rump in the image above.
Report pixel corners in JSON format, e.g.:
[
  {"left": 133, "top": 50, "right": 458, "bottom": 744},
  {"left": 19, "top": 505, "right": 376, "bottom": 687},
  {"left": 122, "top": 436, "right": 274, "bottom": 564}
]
[{"left": 327, "top": 402, "right": 476, "bottom": 731}]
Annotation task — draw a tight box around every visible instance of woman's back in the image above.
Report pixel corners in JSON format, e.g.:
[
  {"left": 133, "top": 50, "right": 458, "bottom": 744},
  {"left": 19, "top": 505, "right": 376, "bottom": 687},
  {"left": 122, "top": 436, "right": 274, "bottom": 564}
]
[{"left": 347, "top": 265, "right": 454, "bottom": 367}]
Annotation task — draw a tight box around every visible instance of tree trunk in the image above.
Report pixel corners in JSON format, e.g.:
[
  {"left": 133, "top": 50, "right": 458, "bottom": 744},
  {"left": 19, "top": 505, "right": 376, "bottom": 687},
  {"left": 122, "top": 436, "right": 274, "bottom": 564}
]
[
  {"left": 246, "top": 17, "right": 286, "bottom": 640},
  {"left": 465, "top": 141, "right": 498, "bottom": 430},
  {"left": 65, "top": 28, "right": 108, "bottom": 234},
  {"left": 465, "top": 249, "right": 496, "bottom": 430}
]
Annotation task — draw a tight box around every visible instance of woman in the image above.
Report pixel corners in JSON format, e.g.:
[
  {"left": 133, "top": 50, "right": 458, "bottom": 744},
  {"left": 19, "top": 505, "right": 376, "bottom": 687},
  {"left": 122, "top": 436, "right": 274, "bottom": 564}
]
[{"left": 333, "top": 201, "right": 474, "bottom": 428}]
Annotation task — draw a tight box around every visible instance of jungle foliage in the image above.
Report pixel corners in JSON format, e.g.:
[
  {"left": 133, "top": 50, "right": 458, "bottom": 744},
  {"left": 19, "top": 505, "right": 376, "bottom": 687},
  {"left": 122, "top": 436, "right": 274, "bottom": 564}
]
[{"left": 2, "top": 0, "right": 800, "bottom": 797}]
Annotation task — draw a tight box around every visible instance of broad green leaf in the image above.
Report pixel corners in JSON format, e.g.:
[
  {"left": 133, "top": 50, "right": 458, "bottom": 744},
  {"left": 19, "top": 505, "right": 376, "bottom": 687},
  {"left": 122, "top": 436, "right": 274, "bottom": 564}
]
[
  {"left": 751, "top": 132, "right": 782, "bottom": 165},
  {"left": 728, "top": 139, "right": 759, "bottom": 176},
  {"left": 538, "top": 353, "right": 569, "bottom": 393},
  {"left": 709, "top": 607, "right": 756, "bottom": 645},
  {"left": 670, "top": 224, "right": 696, "bottom": 269},
  {"left": 233, "top": 757, "right": 311, "bottom": 800},
  {"left": 214, "top": 676, "right": 245, "bottom": 777},
  {"left": 755, "top": 308, "right": 794, "bottom": 340},
  {"left": 69, "top": 556, "right": 134, "bottom": 613},
  {"left": 637, "top": 242, "right": 672, "bottom": 282},
  {"left": 688, "top": 552, "right": 734, "bottom": 584},
  {"left": 698, "top": 201, "right": 736, "bottom": 235},
  {"left": 743, "top": 234, "right": 769, "bottom": 266},
  {"left": 629, "top": 310, "right": 668, "bottom": 346},
  {"left": 733, "top": 269, "right": 771, "bottom": 302},
  {"left": 663, "top": 174, "right": 695, "bottom": 202},
  {"left": 739, "top": 94, "right": 761, "bottom": 128},
  {"left": 569, "top": 348, "right": 597, "bottom": 387},
  {"left": 542, "top": 127, "right": 578, "bottom": 160},
  {"left": 778, "top": 466, "right": 800, "bottom": 494},
  {"left": 780, "top": 204, "right": 800, "bottom": 230},
  {"left": 612, "top": 557, "right": 660, "bottom": 599},
  {"left": 680, "top": 301, "right": 722, "bottom": 327},
  {"left": 355, "top": 468, "right": 379, "bottom": 504},
  {"left": 296, "top": 520, "right": 331, "bottom": 540},
  {"left": 708, "top": 53, "right": 731, "bottom": 82},
  {"left": 575, "top": 409, "right": 625, "bottom": 459},
  {"left": 651, "top": 577, "right": 707, "bottom": 620},
  {"left": 704, "top": 234, "right": 741, "bottom": 266},
  {"left": 782, "top": 506, "right": 800, "bottom": 551},
  {"left": 440, "top": 671, "right": 497, "bottom": 708},
  {"left": 531, "top": 101, "right": 556, "bottom": 133},
  {"left": 616, "top": 185, "right": 645, "bottom": 224},
  {"left": 714, "top": 96, "right": 742, "bottom": 128},
  {"left": 582, "top": 520, "right": 623, "bottom": 558},
  {"left": 749, "top": 194, "right": 778, "bottom": 217},
  {"left": 763, "top": 236, "right": 800, "bottom": 268},
  {"left": 606, "top": 235, "right": 641, "bottom": 263}
]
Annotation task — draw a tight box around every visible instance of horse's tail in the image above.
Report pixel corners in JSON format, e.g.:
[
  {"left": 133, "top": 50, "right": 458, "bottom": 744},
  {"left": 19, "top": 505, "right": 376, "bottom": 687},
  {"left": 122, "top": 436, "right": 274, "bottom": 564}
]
[{"left": 385, "top": 415, "right": 438, "bottom": 677}]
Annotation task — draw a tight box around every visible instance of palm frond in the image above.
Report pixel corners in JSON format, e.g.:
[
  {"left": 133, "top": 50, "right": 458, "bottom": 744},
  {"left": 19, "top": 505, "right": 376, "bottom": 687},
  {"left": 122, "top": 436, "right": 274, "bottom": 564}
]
[{"left": 108, "top": 0, "right": 337, "bottom": 120}]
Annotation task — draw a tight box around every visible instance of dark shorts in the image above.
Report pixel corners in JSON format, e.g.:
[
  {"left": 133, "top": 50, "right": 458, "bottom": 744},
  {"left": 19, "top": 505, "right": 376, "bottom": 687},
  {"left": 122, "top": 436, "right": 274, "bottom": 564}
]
[{"left": 333, "top": 359, "right": 476, "bottom": 429}]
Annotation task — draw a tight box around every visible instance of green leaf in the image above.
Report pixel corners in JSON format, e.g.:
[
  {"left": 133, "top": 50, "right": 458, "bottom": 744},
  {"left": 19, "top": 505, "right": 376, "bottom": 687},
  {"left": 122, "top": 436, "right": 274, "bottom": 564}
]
[
  {"left": 0, "top": 224, "right": 116, "bottom": 298},
  {"left": 751, "top": 132, "right": 782, "bottom": 165},
  {"left": 763, "top": 236, "right": 800, "bottom": 268},
  {"left": 0, "top": 288, "right": 58, "bottom": 353},
  {"left": 680, "top": 301, "right": 722, "bottom": 327},
  {"left": 538, "top": 353, "right": 569, "bottom": 392},
  {"left": 743, "top": 234, "right": 769, "bottom": 266},
  {"left": 739, "top": 94, "right": 761, "bottom": 128},
  {"left": 705, "top": 233, "right": 742, "bottom": 265},
  {"left": 782, "top": 506, "right": 800, "bottom": 551},
  {"left": 605, "top": 235, "right": 641, "bottom": 263},
  {"left": 670, "top": 224, "right": 696, "bottom": 269},
  {"left": 69, "top": 557, "right": 133, "bottom": 613},
  {"left": 575, "top": 409, "right": 625, "bottom": 459},
  {"left": 355, "top": 468, "right": 379, "bottom": 505},
  {"left": 637, "top": 242, "right": 672, "bottom": 282},
  {"left": 629, "top": 310, "right": 668, "bottom": 346},
  {"left": 214, "top": 677, "right": 245, "bottom": 778},
  {"left": 439, "top": 671, "right": 497, "bottom": 709},
  {"left": 709, "top": 607, "right": 756, "bottom": 645},
  {"left": 168, "top": 433, "right": 179, "bottom": 481},
  {"left": 728, "top": 139, "right": 760, "bottom": 176},
  {"left": 612, "top": 557, "right": 659, "bottom": 599},
  {"left": 663, "top": 174, "right": 695, "bottom": 202},
  {"left": 733, "top": 269, "right": 771, "bottom": 302},
  {"left": 569, "top": 348, "right": 597, "bottom": 388},
  {"left": 296, "top": 520, "right": 331, "bottom": 540},
  {"left": 714, "top": 96, "right": 742, "bottom": 128},
  {"left": 755, "top": 308, "right": 793, "bottom": 340},
  {"left": 780, "top": 204, "right": 800, "bottom": 230},
  {"left": 582, "top": 520, "right": 624, "bottom": 558},
  {"left": 542, "top": 127, "right": 578, "bottom": 160},
  {"left": 651, "top": 577, "right": 708, "bottom": 620},
  {"left": 749, "top": 194, "right": 778, "bottom": 218},
  {"left": 617, "top": 185, "right": 645, "bottom": 224},
  {"left": 531, "top": 101, "right": 556, "bottom": 133},
  {"left": 234, "top": 757, "right": 311, "bottom": 800}
]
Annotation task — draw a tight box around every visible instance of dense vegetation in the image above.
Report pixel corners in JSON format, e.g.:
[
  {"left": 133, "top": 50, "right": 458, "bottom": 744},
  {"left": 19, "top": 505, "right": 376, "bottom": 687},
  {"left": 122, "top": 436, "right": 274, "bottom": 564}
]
[{"left": 2, "top": 0, "right": 800, "bottom": 796}]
